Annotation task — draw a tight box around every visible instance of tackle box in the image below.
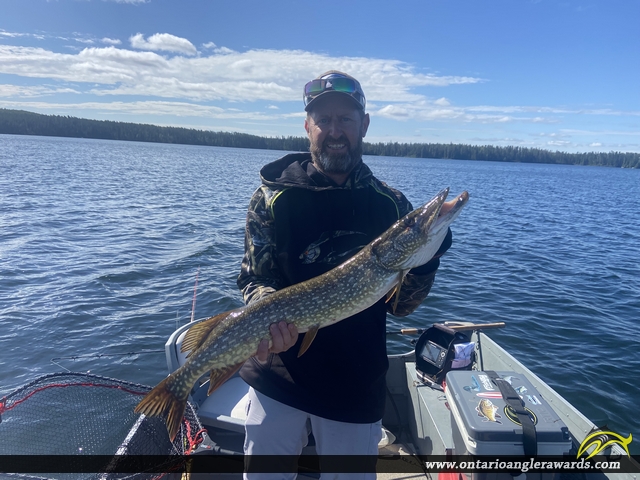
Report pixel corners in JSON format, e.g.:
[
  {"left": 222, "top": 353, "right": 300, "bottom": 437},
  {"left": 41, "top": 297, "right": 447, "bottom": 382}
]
[{"left": 445, "top": 371, "right": 572, "bottom": 456}]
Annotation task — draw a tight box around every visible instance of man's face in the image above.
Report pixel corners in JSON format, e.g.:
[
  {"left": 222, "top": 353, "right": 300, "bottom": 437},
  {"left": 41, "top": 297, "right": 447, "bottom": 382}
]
[{"left": 304, "top": 95, "right": 370, "bottom": 175}]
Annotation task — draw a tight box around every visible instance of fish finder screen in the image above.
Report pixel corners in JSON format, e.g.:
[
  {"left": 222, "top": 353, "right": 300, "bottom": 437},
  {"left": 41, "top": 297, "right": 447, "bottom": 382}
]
[{"left": 420, "top": 341, "right": 447, "bottom": 368}]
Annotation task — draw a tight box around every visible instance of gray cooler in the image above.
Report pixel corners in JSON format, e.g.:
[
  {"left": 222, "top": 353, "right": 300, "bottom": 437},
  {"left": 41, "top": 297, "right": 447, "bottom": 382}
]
[{"left": 445, "top": 371, "right": 572, "bottom": 456}]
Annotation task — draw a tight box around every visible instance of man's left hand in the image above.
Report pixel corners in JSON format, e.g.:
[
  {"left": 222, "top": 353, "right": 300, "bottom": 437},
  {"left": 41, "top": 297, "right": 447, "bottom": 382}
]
[{"left": 255, "top": 321, "right": 299, "bottom": 362}]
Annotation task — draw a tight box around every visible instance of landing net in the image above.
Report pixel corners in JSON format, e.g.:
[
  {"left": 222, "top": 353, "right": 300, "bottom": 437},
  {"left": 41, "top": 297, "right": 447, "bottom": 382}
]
[{"left": 0, "top": 372, "right": 206, "bottom": 480}]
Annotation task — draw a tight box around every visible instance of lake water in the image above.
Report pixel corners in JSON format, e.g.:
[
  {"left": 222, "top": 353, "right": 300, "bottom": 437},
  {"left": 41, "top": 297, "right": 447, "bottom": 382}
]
[{"left": 1, "top": 134, "right": 638, "bottom": 452}]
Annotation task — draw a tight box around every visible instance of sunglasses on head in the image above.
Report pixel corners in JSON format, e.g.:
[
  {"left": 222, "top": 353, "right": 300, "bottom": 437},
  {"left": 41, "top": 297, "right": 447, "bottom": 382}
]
[{"left": 303, "top": 76, "right": 366, "bottom": 110}]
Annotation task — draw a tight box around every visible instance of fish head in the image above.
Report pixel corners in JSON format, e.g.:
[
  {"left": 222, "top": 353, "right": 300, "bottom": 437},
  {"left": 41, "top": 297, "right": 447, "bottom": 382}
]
[{"left": 372, "top": 187, "right": 469, "bottom": 271}]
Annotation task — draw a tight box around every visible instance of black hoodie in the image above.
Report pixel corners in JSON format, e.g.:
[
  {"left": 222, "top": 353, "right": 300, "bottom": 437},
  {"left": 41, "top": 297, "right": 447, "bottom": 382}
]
[{"left": 238, "top": 153, "right": 448, "bottom": 423}]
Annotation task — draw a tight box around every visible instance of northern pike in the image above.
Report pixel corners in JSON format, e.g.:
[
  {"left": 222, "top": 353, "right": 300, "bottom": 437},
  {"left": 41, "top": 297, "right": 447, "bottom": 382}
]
[{"left": 135, "top": 187, "right": 469, "bottom": 440}]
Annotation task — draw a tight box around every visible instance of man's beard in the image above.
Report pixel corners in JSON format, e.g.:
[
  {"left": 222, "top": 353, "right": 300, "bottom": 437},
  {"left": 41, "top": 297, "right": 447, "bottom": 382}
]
[{"left": 310, "top": 137, "right": 363, "bottom": 175}]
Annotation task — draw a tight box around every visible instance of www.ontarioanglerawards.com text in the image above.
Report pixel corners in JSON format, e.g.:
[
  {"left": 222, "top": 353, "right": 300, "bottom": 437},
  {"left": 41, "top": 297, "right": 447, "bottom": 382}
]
[{"left": 423, "top": 457, "right": 621, "bottom": 473}]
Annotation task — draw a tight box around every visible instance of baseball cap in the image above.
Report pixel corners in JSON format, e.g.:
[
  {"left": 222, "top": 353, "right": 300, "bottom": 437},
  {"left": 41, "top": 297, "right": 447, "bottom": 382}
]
[{"left": 303, "top": 71, "right": 366, "bottom": 112}]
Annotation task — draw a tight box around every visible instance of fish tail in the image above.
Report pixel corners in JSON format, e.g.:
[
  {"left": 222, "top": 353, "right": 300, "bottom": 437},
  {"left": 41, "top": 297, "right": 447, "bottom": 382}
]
[{"left": 134, "top": 375, "right": 188, "bottom": 441}]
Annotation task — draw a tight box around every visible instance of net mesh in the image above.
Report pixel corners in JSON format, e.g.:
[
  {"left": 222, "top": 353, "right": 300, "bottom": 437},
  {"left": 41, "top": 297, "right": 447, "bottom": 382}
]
[{"left": 0, "top": 372, "right": 207, "bottom": 480}]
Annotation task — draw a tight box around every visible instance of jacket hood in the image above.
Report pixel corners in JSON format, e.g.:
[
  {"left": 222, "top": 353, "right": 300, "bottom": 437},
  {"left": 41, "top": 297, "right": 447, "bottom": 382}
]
[{"left": 260, "top": 152, "right": 374, "bottom": 191}]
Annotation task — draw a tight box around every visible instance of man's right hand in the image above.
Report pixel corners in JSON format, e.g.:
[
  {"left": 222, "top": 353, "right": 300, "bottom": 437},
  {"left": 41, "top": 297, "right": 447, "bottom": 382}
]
[{"left": 255, "top": 321, "right": 299, "bottom": 362}]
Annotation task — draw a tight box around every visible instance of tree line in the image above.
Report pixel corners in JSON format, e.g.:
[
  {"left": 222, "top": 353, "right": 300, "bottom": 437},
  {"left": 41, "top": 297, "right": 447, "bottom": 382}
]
[{"left": 1, "top": 108, "right": 638, "bottom": 168}]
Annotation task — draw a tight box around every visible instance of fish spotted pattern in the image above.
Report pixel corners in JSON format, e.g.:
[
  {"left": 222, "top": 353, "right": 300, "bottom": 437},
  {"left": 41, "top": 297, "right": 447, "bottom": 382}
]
[{"left": 135, "top": 187, "right": 469, "bottom": 440}]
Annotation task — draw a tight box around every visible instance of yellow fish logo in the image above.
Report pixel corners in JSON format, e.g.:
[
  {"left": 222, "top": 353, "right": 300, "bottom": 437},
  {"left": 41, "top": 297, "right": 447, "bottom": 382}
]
[
  {"left": 576, "top": 427, "right": 633, "bottom": 459},
  {"left": 476, "top": 399, "right": 502, "bottom": 424}
]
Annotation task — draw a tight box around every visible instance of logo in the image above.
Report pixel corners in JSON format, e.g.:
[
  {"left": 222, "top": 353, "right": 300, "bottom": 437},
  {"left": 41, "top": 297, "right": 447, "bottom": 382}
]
[
  {"left": 577, "top": 427, "right": 633, "bottom": 459},
  {"left": 477, "top": 374, "right": 495, "bottom": 391},
  {"left": 503, "top": 405, "right": 538, "bottom": 426},
  {"left": 298, "top": 230, "right": 366, "bottom": 265},
  {"left": 463, "top": 376, "right": 480, "bottom": 392},
  {"left": 476, "top": 399, "right": 502, "bottom": 424}
]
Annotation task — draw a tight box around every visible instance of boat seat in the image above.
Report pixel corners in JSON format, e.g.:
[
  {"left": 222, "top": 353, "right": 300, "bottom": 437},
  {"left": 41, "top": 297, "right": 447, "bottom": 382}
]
[{"left": 197, "top": 376, "right": 250, "bottom": 433}]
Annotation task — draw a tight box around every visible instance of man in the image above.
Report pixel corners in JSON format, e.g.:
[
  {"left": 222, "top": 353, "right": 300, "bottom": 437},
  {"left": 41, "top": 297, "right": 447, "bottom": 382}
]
[{"left": 237, "top": 71, "right": 452, "bottom": 477}]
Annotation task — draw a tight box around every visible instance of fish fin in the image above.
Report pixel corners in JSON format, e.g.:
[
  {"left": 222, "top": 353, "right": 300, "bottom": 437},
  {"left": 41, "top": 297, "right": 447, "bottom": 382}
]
[
  {"left": 134, "top": 375, "right": 188, "bottom": 442},
  {"left": 391, "top": 284, "right": 402, "bottom": 314},
  {"left": 385, "top": 270, "right": 409, "bottom": 314},
  {"left": 297, "top": 325, "right": 319, "bottom": 357},
  {"left": 181, "top": 311, "right": 231, "bottom": 356},
  {"left": 385, "top": 285, "right": 399, "bottom": 303},
  {"left": 207, "top": 362, "right": 244, "bottom": 395}
]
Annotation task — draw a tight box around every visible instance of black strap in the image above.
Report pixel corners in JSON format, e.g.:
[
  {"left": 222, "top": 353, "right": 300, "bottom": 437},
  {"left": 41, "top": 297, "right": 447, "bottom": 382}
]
[{"left": 485, "top": 371, "right": 537, "bottom": 456}]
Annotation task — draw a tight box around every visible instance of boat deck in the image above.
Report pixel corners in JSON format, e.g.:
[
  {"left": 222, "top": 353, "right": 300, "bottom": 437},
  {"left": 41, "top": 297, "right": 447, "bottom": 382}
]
[{"left": 171, "top": 329, "right": 635, "bottom": 480}]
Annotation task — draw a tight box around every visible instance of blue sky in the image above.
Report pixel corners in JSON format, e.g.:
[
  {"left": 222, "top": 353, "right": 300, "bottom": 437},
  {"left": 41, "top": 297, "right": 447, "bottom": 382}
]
[{"left": 1, "top": 0, "right": 638, "bottom": 153}]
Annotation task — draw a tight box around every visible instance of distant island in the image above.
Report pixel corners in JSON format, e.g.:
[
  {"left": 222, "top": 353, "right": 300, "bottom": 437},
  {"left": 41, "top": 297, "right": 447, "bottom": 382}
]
[{"left": 1, "top": 108, "right": 638, "bottom": 168}]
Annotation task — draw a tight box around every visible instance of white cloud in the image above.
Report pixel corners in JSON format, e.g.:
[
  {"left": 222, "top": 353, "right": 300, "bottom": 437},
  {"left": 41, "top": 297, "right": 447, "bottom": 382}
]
[
  {"left": 0, "top": 45, "right": 167, "bottom": 84},
  {"left": 129, "top": 33, "right": 197, "bottom": 56},
  {"left": 0, "top": 30, "right": 23, "bottom": 38},
  {"left": 0, "top": 29, "right": 44, "bottom": 40},
  {"left": 0, "top": 84, "right": 79, "bottom": 98},
  {"left": 0, "top": 99, "right": 281, "bottom": 121},
  {"left": 214, "top": 46, "right": 236, "bottom": 55},
  {"left": 0, "top": 45, "right": 482, "bottom": 104},
  {"left": 1, "top": 38, "right": 637, "bottom": 149},
  {"left": 560, "top": 128, "right": 640, "bottom": 137},
  {"left": 101, "top": 38, "right": 122, "bottom": 45},
  {"left": 374, "top": 100, "right": 541, "bottom": 124}
]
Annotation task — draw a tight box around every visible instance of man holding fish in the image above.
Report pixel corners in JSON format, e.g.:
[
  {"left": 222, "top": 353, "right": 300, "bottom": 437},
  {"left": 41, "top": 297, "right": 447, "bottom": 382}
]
[
  {"left": 237, "top": 71, "right": 455, "bottom": 477},
  {"left": 135, "top": 70, "right": 467, "bottom": 477}
]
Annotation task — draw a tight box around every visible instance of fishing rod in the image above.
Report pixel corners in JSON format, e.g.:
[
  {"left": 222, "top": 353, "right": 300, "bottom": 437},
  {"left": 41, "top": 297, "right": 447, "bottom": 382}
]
[
  {"left": 386, "top": 321, "right": 506, "bottom": 335},
  {"left": 190, "top": 267, "right": 200, "bottom": 323},
  {"left": 385, "top": 327, "right": 427, "bottom": 335},
  {"left": 50, "top": 350, "right": 164, "bottom": 372}
]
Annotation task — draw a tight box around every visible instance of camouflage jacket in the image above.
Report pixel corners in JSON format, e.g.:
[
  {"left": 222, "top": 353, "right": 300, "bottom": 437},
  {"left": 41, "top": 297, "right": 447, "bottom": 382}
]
[{"left": 237, "top": 153, "right": 451, "bottom": 317}]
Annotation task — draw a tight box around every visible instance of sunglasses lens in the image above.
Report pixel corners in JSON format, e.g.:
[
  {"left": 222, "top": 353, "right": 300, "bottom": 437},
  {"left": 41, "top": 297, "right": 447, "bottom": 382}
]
[
  {"left": 303, "top": 75, "right": 365, "bottom": 109},
  {"left": 304, "top": 80, "right": 326, "bottom": 96},
  {"left": 327, "top": 77, "right": 356, "bottom": 93},
  {"left": 304, "top": 78, "right": 357, "bottom": 97}
]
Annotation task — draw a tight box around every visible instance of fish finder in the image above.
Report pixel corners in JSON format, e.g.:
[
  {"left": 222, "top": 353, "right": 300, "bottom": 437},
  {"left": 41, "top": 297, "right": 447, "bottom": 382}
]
[
  {"left": 414, "top": 323, "right": 474, "bottom": 386},
  {"left": 419, "top": 340, "right": 448, "bottom": 369}
]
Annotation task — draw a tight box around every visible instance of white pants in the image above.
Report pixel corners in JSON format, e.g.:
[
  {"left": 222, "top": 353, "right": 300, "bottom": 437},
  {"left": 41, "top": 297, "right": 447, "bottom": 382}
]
[{"left": 244, "top": 387, "right": 382, "bottom": 480}]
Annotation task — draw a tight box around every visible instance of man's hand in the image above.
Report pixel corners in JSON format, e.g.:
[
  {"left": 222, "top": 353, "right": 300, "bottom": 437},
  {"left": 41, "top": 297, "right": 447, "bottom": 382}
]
[{"left": 255, "top": 321, "right": 299, "bottom": 362}]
